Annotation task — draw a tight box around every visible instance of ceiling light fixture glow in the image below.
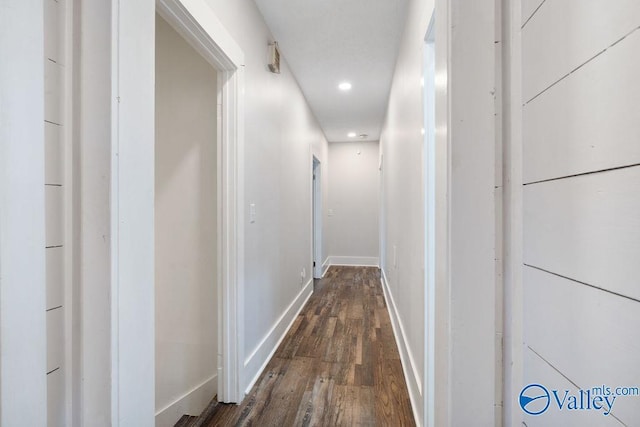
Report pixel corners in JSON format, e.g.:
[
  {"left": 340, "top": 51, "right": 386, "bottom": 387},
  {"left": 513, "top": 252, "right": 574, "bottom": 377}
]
[
  {"left": 347, "top": 132, "right": 357, "bottom": 138},
  {"left": 338, "top": 82, "right": 352, "bottom": 91}
]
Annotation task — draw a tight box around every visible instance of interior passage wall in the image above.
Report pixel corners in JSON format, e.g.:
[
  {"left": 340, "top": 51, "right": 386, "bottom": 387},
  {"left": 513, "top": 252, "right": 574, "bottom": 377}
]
[
  {"left": 521, "top": 1, "right": 640, "bottom": 425},
  {"left": 378, "top": 0, "right": 433, "bottom": 423},
  {"left": 155, "top": 15, "right": 218, "bottom": 426},
  {"left": 202, "top": 0, "right": 329, "bottom": 391},
  {"left": 380, "top": 0, "right": 499, "bottom": 425},
  {"left": 325, "top": 141, "right": 380, "bottom": 265}
]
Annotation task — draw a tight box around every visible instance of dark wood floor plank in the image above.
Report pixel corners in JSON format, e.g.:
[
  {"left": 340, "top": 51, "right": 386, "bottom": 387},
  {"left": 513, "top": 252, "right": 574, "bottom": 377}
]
[
  {"left": 203, "top": 266, "right": 415, "bottom": 427},
  {"left": 173, "top": 415, "right": 197, "bottom": 427},
  {"left": 292, "top": 375, "right": 335, "bottom": 426}
]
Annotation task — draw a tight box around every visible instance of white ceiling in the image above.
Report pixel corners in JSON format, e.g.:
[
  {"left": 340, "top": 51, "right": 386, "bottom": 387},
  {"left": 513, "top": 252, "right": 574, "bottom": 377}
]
[{"left": 253, "top": 0, "right": 409, "bottom": 143}]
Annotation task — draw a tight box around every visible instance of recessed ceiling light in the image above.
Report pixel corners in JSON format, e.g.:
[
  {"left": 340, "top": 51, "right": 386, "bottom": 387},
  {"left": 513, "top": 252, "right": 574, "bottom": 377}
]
[
  {"left": 338, "top": 82, "right": 352, "bottom": 91},
  {"left": 347, "top": 132, "right": 357, "bottom": 138}
]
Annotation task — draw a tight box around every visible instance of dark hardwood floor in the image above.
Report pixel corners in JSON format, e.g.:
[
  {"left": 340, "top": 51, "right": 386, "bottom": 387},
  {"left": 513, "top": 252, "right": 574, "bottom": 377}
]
[{"left": 201, "top": 266, "right": 415, "bottom": 426}]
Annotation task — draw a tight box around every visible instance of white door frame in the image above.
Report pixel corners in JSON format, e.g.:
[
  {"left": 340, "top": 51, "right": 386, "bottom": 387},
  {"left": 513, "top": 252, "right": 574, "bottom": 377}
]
[
  {"left": 157, "top": 0, "right": 245, "bottom": 403},
  {"left": 312, "top": 157, "right": 323, "bottom": 279},
  {"left": 501, "top": 0, "right": 524, "bottom": 424},
  {"left": 422, "top": 12, "right": 437, "bottom": 427},
  {"left": 432, "top": 1, "right": 452, "bottom": 425},
  {"left": 378, "top": 153, "right": 385, "bottom": 272}
]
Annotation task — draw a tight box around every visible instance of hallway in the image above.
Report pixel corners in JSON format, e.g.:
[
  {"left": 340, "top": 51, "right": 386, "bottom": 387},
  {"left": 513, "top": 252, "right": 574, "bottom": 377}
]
[
  {"left": 3, "top": 1, "right": 640, "bottom": 425},
  {"left": 193, "top": 266, "right": 415, "bottom": 426}
]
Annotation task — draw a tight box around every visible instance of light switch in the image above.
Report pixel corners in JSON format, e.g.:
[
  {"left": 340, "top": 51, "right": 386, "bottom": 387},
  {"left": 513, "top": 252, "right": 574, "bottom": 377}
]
[
  {"left": 249, "top": 203, "right": 256, "bottom": 223},
  {"left": 328, "top": 208, "right": 334, "bottom": 217}
]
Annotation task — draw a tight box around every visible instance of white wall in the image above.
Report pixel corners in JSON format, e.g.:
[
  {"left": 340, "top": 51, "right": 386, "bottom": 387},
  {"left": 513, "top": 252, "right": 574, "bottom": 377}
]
[
  {"left": 0, "top": 1, "right": 47, "bottom": 425},
  {"left": 380, "top": 0, "right": 499, "bottom": 425},
  {"left": 201, "top": 0, "right": 329, "bottom": 392},
  {"left": 379, "top": 0, "right": 432, "bottom": 422},
  {"left": 521, "top": 1, "right": 640, "bottom": 425},
  {"left": 379, "top": 1, "right": 432, "bottom": 424},
  {"left": 154, "top": 15, "right": 218, "bottom": 426},
  {"left": 325, "top": 141, "right": 379, "bottom": 266}
]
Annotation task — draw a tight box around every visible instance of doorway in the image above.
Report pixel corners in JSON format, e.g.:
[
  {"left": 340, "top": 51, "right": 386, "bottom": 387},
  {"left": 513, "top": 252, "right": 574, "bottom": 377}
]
[
  {"left": 312, "top": 157, "right": 323, "bottom": 279},
  {"left": 154, "top": 13, "right": 219, "bottom": 426},
  {"left": 156, "top": 0, "right": 245, "bottom": 411}
]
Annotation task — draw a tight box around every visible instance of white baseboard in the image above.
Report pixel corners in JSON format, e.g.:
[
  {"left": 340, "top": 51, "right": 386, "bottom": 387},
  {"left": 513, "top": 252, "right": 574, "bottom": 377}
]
[
  {"left": 242, "top": 278, "right": 314, "bottom": 394},
  {"left": 322, "top": 257, "right": 331, "bottom": 277},
  {"left": 155, "top": 373, "right": 217, "bottom": 427},
  {"left": 326, "top": 256, "right": 379, "bottom": 267},
  {"left": 380, "top": 268, "right": 422, "bottom": 427}
]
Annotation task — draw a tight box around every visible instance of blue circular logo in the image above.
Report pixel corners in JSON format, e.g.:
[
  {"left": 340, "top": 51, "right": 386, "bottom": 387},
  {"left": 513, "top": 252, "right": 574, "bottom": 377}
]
[{"left": 519, "top": 384, "right": 550, "bottom": 415}]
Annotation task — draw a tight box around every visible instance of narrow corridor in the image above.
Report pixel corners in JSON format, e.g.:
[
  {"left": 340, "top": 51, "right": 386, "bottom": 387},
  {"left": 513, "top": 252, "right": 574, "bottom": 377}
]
[{"left": 193, "top": 266, "right": 415, "bottom": 426}]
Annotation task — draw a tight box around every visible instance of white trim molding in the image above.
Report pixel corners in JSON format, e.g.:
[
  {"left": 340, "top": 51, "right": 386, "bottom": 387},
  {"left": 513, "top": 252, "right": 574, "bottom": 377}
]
[
  {"left": 325, "top": 256, "right": 380, "bottom": 267},
  {"left": 380, "top": 269, "right": 422, "bottom": 427},
  {"left": 322, "top": 257, "right": 331, "bottom": 277},
  {"left": 501, "top": 0, "right": 524, "bottom": 425},
  {"left": 312, "top": 156, "right": 323, "bottom": 279},
  {"left": 154, "top": 374, "right": 218, "bottom": 427},
  {"left": 242, "top": 279, "right": 314, "bottom": 394},
  {"left": 157, "top": 0, "right": 243, "bottom": 67}
]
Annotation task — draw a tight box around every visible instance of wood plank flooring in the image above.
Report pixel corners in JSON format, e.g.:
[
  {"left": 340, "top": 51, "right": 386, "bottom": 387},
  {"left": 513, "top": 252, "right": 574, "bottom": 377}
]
[{"left": 203, "top": 266, "right": 415, "bottom": 426}]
